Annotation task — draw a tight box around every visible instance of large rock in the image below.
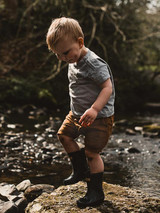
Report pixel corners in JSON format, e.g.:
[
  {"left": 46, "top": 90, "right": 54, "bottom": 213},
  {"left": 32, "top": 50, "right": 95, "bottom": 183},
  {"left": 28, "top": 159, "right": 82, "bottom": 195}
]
[
  {"left": 0, "top": 182, "right": 27, "bottom": 213},
  {"left": 0, "top": 180, "right": 54, "bottom": 213},
  {"left": 24, "top": 184, "right": 55, "bottom": 202},
  {"left": 25, "top": 181, "right": 160, "bottom": 213},
  {"left": 16, "top": 179, "right": 32, "bottom": 192}
]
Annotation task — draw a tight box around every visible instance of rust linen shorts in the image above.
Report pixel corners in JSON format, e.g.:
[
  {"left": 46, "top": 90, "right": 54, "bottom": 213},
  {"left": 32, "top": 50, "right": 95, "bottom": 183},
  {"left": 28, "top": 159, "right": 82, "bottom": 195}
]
[{"left": 57, "top": 111, "right": 114, "bottom": 153}]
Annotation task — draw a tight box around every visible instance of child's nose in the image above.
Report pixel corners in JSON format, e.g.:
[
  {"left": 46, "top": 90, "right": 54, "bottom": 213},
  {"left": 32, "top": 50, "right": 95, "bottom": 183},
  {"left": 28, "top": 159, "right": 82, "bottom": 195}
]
[{"left": 58, "top": 54, "right": 66, "bottom": 61}]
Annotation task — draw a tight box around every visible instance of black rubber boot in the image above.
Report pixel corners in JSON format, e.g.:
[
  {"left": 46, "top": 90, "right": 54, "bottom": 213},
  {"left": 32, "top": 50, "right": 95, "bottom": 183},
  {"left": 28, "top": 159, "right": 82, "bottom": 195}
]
[
  {"left": 77, "top": 172, "right": 104, "bottom": 208},
  {"left": 63, "top": 148, "right": 89, "bottom": 185}
]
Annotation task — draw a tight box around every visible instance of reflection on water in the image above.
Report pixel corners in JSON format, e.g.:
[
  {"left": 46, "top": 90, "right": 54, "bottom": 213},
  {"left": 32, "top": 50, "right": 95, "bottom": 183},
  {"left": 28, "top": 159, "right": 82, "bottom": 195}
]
[
  {"left": 103, "top": 132, "right": 160, "bottom": 197},
  {"left": 0, "top": 108, "right": 160, "bottom": 197}
]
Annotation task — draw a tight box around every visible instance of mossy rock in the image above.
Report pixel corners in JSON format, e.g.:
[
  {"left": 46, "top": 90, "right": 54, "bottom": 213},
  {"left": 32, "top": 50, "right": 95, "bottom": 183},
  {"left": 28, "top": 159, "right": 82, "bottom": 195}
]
[
  {"left": 143, "top": 123, "right": 160, "bottom": 133},
  {"left": 25, "top": 182, "right": 160, "bottom": 213}
]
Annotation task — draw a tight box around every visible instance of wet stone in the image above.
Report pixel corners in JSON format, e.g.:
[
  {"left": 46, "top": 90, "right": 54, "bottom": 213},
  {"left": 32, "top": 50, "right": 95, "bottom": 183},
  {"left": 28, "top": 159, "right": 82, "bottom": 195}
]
[
  {"left": 126, "top": 128, "right": 137, "bottom": 135},
  {"left": 0, "top": 194, "right": 9, "bottom": 202},
  {"left": 16, "top": 180, "right": 32, "bottom": 192},
  {"left": 15, "top": 197, "right": 28, "bottom": 213},
  {"left": 11, "top": 146, "right": 24, "bottom": 151},
  {"left": 135, "top": 126, "right": 143, "bottom": 132},
  {"left": 24, "top": 184, "right": 55, "bottom": 202},
  {"left": 0, "top": 200, "right": 18, "bottom": 213},
  {"left": 0, "top": 163, "right": 10, "bottom": 171},
  {"left": 0, "top": 182, "right": 28, "bottom": 213},
  {"left": 127, "top": 147, "right": 141, "bottom": 153},
  {"left": 0, "top": 183, "right": 18, "bottom": 196},
  {"left": 142, "top": 131, "right": 159, "bottom": 138},
  {"left": 0, "top": 180, "right": 55, "bottom": 213},
  {"left": 2, "top": 139, "right": 20, "bottom": 148},
  {"left": 41, "top": 154, "right": 53, "bottom": 163}
]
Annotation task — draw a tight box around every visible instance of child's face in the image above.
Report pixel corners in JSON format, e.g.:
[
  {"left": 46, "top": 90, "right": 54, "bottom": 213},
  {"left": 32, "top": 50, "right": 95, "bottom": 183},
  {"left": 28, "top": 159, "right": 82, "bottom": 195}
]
[{"left": 53, "top": 37, "right": 84, "bottom": 63}]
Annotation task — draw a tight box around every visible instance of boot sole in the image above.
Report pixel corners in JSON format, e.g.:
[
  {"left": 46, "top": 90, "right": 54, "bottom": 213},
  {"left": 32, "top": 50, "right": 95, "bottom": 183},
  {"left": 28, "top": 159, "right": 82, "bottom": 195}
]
[
  {"left": 63, "top": 177, "right": 84, "bottom": 185},
  {"left": 77, "top": 198, "right": 104, "bottom": 208},
  {"left": 63, "top": 173, "right": 89, "bottom": 185}
]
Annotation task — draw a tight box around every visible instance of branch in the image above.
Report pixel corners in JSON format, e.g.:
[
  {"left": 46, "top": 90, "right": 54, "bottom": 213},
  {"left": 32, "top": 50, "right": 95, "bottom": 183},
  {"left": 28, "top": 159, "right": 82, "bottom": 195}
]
[
  {"left": 6, "top": 41, "right": 46, "bottom": 73},
  {"left": 87, "top": 12, "right": 97, "bottom": 48},
  {"left": 42, "top": 61, "right": 67, "bottom": 82},
  {"left": 95, "top": 36, "right": 108, "bottom": 60},
  {"left": 23, "top": 41, "right": 46, "bottom": 65},
  {"left": 107, "top": 13, "right": 126, "bottom": 42},
  {"left": 16, "top": 0, "right": 40, "bottom": 37},
  {"left": 113, "top": 40, "right": 119, "bottom": 55},
  {"left": 82, "top": 0, "right": 107, "bottom": 12},
  {"left": 125, "top": 31, "right": 160, "bottom": 43}
]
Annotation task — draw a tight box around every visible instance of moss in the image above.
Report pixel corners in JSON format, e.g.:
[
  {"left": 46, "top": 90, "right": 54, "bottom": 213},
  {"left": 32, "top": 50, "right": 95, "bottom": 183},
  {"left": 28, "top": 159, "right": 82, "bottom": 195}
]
[
  {"left": 25, "top": 182, "right": 160, "bottom": 213},
  {"left": 143, "top": 124, "right": 160, "bottom": 132}
]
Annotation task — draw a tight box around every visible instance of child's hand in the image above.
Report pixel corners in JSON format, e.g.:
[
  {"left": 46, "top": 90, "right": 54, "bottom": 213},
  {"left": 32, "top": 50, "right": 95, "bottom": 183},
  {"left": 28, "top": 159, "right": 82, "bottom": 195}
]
[{"left": 79, "top": 107, "right": 98, "bottom": 127}]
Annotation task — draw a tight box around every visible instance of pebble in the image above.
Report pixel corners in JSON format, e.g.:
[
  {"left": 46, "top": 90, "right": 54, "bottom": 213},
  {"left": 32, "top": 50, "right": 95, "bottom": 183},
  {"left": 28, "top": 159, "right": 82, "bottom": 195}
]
[
  {"left": 126, "top": 128, "right": 136, "bottom": 135},
  {"left": 127, "top": 147, "right": 141, "bottom": 153}
]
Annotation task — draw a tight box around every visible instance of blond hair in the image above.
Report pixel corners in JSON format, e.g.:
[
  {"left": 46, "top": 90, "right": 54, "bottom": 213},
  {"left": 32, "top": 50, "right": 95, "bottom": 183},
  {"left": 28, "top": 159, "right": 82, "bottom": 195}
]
[{"left": 46, "top": 17, "right": 84, "bottom": 51}]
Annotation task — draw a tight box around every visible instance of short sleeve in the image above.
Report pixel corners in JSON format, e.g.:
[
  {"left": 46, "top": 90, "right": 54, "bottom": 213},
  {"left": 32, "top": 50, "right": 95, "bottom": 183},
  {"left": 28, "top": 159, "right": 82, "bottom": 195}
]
[{"left": 87, "top": 58, "right": 111, "bottom": 85}]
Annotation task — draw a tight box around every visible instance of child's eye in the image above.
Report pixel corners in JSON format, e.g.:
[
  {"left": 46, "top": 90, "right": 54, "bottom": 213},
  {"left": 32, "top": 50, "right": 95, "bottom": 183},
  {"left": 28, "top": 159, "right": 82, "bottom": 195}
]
[{"left": 63, "top": 50, "right": 70, "bottom": 55}]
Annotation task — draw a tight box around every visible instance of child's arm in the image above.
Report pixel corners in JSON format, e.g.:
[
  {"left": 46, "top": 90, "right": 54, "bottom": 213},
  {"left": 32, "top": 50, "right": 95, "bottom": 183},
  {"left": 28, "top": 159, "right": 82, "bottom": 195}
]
[{"left": 79, "top": 78, "right": 113, "bottom": 127}]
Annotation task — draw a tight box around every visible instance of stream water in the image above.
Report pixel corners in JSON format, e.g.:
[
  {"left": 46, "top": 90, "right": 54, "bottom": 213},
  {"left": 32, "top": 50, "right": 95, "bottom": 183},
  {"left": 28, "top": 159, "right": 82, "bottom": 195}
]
[{"left": 0, "top": 107, "right": 160, "bottom": 198}]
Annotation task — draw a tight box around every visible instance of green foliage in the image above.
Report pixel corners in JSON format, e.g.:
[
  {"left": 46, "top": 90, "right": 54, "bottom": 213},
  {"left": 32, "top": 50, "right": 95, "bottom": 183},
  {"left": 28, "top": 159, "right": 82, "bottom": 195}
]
[
  {"left": 0, "top": 76, "right": 58, "bottom": 108},
  {"left": 0, "top": 0, "right": 160, "bottom": 114}
]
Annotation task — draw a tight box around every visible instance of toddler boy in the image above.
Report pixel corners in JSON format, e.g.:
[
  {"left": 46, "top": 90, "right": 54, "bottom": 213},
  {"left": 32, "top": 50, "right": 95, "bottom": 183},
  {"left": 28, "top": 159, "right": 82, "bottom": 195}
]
[{"left": 46, "top": 17, "right": 115, "bottom": 208}]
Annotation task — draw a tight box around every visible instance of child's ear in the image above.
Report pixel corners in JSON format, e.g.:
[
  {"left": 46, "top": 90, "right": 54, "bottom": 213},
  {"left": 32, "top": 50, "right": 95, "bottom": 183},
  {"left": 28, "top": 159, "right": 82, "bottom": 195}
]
[{"left": 78, "top": 37, "right": 84, "bottom": 48}]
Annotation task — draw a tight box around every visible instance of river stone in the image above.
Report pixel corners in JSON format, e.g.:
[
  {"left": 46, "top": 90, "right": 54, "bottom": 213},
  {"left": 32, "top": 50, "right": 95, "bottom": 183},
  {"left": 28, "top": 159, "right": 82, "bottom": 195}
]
[
  {"left": 127, "top": 147, "right": 141, "bottom": 153},
  {"left": 0, "top": 193, "right": 9, "bottom": 202},
  {"left": 16, "top": 179, "right": 32, "bottom": 192},
  {"left": 0, "top": 200, "right": 18, "bottom": 213},
  {"left": 24, "top": 184, "right": 55, "bottom": 202},
  {"left": 15, "top": 196, "right": 28, "bottom": 213},
  {"left": 25, "top": 181, "right": 160, "bottom": 213},
  {"left": 125, "top": 128, "right": 136, "bottom": 135},
  {"left": 142, "top": 131, "right": 159, "bottom": 138},
  {"left": 143, "top": 123, "right": 160, "bottom": 133},
  {"left": 0, "top": 182, "right": 28, "bottom": 213},
  {"left": 0, "top": 183, "right": 18, "bottom": 196}
]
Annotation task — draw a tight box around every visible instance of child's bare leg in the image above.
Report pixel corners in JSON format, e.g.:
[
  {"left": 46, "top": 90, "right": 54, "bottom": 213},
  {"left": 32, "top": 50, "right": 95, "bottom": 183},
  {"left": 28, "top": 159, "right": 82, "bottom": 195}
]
[
  {"left": 85, "top": 149, "right": 104, "bottom": 173},
  {"left": 57, "top": 134, "right": 79, "bottom": 153}
]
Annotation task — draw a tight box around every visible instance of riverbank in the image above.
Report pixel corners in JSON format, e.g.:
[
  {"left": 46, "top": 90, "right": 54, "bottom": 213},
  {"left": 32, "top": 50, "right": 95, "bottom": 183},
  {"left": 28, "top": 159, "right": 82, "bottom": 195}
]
[
  {"left": 25, "top": 181, "right": 160, "bottom": 213},
  {"left": 0, "top": 106, "right": 160, "bottom": 198},
  {"left": 1, "top": 179, "right": 160, "bottom": 213}
]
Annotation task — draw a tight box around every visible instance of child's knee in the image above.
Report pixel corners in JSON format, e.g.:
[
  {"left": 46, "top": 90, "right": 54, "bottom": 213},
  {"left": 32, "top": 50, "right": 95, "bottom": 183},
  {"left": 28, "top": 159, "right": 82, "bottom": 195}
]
[
  {"left": 85, "top": 149, "right": 99, "bottom": 160},
  {"left": 57, "top": 134, "right": 72, "bottom": 144}
]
